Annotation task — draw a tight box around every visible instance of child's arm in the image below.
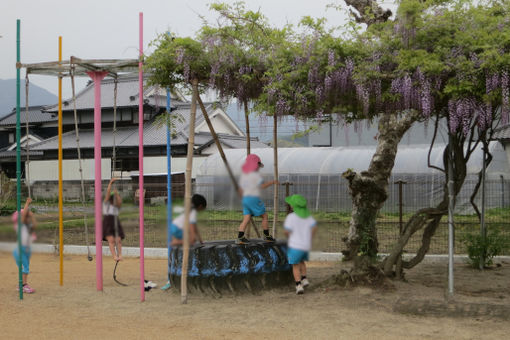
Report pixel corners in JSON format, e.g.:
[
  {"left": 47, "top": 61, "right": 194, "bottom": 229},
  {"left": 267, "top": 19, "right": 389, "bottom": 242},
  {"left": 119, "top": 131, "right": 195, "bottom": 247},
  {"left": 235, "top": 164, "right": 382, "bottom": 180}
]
[
  {"left": 104, "top": 178, "right": 117, "bottom": 203},
  {"left": 113, "top": 189, "right": 122, "bottom": 208},
  {"left": 193, "top": 224, "right": 203, "bottom": 244},
  {"left": 21, "top": 197, "right": 32, "bottom": 224},
  {"left": 261, "top": 180, "right": 278, "bottom": 189}
]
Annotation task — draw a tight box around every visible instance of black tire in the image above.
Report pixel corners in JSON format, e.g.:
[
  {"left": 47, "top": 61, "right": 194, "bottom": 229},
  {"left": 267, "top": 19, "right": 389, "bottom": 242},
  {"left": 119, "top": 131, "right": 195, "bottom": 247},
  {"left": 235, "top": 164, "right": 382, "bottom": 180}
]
[{"left": 169, "top": 239, "right": 293, "bottom": 295}]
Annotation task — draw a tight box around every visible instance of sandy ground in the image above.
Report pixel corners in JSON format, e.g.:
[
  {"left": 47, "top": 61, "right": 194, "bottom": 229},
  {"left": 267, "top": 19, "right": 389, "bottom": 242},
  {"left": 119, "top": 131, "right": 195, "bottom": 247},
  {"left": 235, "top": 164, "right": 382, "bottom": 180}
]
[{"left": 1, "top": 252, "right": 510, "bottom": 340}]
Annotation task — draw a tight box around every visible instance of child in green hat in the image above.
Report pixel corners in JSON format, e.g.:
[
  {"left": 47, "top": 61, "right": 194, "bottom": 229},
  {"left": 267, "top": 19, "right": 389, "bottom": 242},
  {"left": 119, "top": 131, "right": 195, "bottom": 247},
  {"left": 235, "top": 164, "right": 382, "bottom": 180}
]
[{"left": 283, "top": 194, "right": 317, "bottom": 294}]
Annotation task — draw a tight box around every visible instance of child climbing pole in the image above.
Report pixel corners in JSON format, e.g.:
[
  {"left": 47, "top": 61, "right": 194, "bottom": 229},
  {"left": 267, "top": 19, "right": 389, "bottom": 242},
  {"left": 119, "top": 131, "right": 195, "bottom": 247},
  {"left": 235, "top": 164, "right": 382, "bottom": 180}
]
[{"left": 103, "top": 178, "right": 124, "bottom": 261}]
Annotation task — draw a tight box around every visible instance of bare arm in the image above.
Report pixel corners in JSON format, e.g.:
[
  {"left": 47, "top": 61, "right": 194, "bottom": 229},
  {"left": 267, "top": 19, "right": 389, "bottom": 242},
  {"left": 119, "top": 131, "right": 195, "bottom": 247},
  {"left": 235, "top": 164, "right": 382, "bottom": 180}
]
[
  {"left": 21, "top": 197, "right": 32, "bottom": 224},
  {"left": 261, "top": 180, "right": 278, "bottom": 189},
  {"left": 113, "top": 189, "right": 122, "bottom": 208},
  {"left": 192, "top": 224, "right": 203, "bottom": 244},
  {"left": 104, "top": 178, "right": 117, "bottom": 203},
  {"left": 312, "top": 226, "right": 318, "bottom": 238}
]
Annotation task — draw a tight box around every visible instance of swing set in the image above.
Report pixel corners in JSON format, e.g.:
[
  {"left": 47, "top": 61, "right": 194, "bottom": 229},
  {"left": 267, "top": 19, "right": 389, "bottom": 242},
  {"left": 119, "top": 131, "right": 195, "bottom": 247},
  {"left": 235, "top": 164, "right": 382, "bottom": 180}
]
[{"left": 14, "top": 12, "right": 282, "bottom": 304}]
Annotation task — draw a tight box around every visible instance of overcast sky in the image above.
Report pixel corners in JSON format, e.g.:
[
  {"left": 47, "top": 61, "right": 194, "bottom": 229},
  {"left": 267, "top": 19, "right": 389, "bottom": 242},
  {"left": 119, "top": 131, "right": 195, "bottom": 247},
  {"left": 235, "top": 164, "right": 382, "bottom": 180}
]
[{"left": 0, "top": 0, "right": 395, "bottom": 99}]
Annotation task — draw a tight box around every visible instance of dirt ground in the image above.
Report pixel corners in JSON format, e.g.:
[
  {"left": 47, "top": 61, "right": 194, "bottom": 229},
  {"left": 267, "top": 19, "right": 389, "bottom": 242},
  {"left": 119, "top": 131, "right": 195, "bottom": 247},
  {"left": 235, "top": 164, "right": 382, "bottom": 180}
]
[{"left": 1, "top": 252, "right": 510, "bottom": 340}]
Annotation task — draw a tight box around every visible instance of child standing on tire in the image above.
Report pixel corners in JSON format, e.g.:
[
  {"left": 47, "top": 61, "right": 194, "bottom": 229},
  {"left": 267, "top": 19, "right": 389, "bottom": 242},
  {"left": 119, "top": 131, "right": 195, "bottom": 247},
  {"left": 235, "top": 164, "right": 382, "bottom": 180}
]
[
  {"left": 284, "top": 194, "right": 317, "bottom": 295},
  {"left": 170, "top": 194, "right": 207, "bottom": 246},
  {"left": 12, "top": 197, "right": 37, "bottom": 294},
  {"left": 237, "top": 154, "right": 277, "bottom": 244}
]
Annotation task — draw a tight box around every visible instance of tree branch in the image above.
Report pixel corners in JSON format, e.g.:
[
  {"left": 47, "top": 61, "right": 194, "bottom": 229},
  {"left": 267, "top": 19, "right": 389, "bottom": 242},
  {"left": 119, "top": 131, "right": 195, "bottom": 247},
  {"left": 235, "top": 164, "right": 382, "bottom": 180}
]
[
  {"left": 343, "top": 0, "right": 392, "bottom": 26},
  {"left": 427, "top": 112, "right": 445, "bottom": 173}
]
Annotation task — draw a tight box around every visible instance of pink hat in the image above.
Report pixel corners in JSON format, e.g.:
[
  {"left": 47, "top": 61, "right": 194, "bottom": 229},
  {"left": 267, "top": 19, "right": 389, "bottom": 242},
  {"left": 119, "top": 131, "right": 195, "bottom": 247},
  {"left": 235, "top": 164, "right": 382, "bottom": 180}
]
[{"left": 242, "top": 154, "right": 263, "bottom": 174}]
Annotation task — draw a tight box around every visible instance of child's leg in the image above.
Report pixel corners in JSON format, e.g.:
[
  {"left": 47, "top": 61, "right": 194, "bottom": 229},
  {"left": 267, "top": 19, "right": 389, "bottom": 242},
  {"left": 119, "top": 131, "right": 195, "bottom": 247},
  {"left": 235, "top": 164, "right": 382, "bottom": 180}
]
[
  {"left": 299, "top": 261, "right": 307, "bottom": 278},
  {"left": 292, "top": 264, "right": 301, "bottom": 282},
  {"left": 171, "top": 237, "right": 183, "bottom": 246},
  {"left": 238, "top": 215, "right": 251, "bottom": 232},
  {"left": 106, "top": 236, "right": 117, "bottom": 260},
  {"left": 115, "top": 237, "right": 123, "bottom": 261},
  {"left": 22, "top": 273, "right": 28, "bottom": 285},
  {"left": 261, "top": 213, "right": 269, "bottom": 231}
]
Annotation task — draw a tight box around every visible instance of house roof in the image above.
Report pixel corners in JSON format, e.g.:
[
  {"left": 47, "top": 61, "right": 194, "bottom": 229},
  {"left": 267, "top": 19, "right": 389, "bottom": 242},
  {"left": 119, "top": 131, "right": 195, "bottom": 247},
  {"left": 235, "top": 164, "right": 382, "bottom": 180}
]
[
  {"left": 45, "top": 75, "right": 186, "bottom": 112},
  {"left": 0, "top": 150, "right": 43, "bottom": 158},
  {"left": 493, "top": 124, "right": 510, "bottom": 140},
  {"left": 0, "top": 106, "right": 57, "bottom": 126},
  {"left": 29, "top": 124, "right": 266, "bottom": 151}
]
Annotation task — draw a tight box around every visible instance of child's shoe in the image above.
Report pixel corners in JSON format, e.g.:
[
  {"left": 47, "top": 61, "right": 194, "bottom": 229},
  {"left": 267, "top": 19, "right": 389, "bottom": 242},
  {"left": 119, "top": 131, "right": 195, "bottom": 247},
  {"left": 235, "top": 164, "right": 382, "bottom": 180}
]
[
  {"left": 236, "top": 237, "right": 250, "bottom": 245},
  {"left": 161, "top": 281, "right": 172, "bottom": 290},
  {"left": 22, "top": 284, "right": 35, "bottom": 294},
  {"left": 301, "top": 278, "right": 310, "bottom": 287},
  {"left": 295, "top": 283, "right": 304, "bottom": 295},
  {"left": 263, "top": 235, "right": 275, "bottom": 242}
]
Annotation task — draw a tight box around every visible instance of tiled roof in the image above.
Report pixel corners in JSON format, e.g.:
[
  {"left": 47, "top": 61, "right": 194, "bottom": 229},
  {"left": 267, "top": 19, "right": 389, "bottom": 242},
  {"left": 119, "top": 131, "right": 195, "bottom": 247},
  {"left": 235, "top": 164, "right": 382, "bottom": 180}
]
[
  {"left": 0, "top": 150, "right": 43, "bottom": 158},
  {"left": 493, "top": 124, "right": 510, "bottom": 140},
  {"left": 45, "top": 75, "right": 185, "bottom": 112},
  {"left": 0, "top": 106, "right": 57, "bottom": 126}
]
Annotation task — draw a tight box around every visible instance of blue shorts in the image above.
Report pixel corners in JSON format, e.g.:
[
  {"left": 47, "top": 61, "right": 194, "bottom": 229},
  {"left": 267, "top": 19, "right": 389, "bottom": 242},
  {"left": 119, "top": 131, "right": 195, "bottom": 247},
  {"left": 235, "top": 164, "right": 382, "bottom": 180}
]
[
  {"left": 170, "top": 224, "right": 183, "bottom": 240},
  {"left": 287, "top": 248, "right": 309, "bottom": 265},
  {"left": 242, "top": 196, "right": 266, "bottom": 217},
  {"left": 13, "top": 246, "right": 31, "bottom": 274}
]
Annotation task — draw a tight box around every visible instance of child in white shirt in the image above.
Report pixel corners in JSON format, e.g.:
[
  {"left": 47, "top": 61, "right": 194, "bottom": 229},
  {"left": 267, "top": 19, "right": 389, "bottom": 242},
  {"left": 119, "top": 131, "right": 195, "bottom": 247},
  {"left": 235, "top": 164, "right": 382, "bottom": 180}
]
[
  {"left": 237, "top": 154, "right": 277, "bottom": 244},
  {"left": 284, "top": 194, "right": 317, "bottom": 294},
  {"left": 171, "top": 194, "right": 206, "bottom": 246}
]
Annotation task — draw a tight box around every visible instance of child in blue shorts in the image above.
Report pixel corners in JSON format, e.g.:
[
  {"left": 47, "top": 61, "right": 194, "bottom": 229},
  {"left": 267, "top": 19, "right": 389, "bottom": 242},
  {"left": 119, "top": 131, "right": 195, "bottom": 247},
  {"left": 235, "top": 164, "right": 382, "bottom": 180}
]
[
  {"left": 12, "top": 197, "right": 37, "bottom": 294},
  {"left": 236, "top": 154, "right": 277, "bottom": 244},
  {"left": 284, "top": 194, "right": 317, "bottom": 294},
  {"left": 170, "top": 194, "right": 206, "bottom": 246}
]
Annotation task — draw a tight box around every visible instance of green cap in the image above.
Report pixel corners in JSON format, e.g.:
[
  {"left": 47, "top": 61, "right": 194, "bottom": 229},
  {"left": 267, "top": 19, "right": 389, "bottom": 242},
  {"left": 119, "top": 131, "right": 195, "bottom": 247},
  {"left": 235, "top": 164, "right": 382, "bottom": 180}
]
[{"left": 285, "top": 194, "right": 310, "bottom": 218}]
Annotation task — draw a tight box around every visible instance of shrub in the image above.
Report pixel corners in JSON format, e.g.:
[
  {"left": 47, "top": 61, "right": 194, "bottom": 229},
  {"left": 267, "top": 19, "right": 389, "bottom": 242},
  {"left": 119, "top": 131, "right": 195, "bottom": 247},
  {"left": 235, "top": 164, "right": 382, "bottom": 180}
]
[{"left": 462, "top": 230, "right": 509, "bottom": 269}]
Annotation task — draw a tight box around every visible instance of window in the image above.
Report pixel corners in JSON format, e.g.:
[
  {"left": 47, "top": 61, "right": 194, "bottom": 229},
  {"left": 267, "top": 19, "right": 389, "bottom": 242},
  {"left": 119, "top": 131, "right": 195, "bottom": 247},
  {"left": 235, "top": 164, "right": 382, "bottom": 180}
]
[{"left": 8, "top": 133, "right": 14, "bottom": 144}]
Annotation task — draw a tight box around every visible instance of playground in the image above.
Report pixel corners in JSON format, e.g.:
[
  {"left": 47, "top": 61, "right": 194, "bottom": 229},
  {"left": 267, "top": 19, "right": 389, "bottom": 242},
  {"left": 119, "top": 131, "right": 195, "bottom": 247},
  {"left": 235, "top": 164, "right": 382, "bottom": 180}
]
[{"left": 1, "top": 253, "right": 510, "bottom": 339}]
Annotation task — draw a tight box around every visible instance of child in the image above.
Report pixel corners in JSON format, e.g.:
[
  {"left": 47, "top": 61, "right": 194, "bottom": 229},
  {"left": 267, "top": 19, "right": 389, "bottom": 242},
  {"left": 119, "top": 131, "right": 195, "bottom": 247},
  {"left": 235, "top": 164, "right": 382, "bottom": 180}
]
[
  {"left": 103, "top": 178, "right": 125, "bottom": 261},
  {"left": 170, "top": 194, "right": 207, "bottom": 246},
  {"left": 236, "top": 154, "right": 277, "bottom": 244},
  {"left": 283, "top": 194, "right": 317, "bottom": 295},
  {"left": 12, "top": 197, "right": 37, "bottom": 294}
]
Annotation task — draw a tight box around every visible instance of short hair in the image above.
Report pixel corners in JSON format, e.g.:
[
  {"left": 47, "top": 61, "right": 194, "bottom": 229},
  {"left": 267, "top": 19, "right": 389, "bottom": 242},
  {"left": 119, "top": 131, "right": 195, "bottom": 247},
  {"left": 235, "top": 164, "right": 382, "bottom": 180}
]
[{"left": 192, "top": 194, "right": 207, "bottom": 209}]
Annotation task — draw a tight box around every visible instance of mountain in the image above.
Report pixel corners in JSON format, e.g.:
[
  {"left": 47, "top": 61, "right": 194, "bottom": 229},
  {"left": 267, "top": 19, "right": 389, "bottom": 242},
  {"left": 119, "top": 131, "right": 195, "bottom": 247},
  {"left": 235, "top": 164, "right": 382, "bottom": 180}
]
[{"left": 0, "top": 79, "right": 57, "bottom": 117}]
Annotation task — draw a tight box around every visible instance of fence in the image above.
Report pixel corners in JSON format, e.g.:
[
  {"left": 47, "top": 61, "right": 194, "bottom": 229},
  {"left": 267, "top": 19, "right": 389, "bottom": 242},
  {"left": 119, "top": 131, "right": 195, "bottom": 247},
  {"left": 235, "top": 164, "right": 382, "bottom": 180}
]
[{"left": 0, "top": 177, "right": 509, "bottom": 255}]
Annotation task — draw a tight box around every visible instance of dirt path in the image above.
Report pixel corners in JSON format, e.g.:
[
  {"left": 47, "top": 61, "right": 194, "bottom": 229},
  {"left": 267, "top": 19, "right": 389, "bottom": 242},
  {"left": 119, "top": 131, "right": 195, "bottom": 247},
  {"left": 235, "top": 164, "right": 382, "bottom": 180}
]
[{"left": 1, "top": 252, "right": 509, "bottom": 339}]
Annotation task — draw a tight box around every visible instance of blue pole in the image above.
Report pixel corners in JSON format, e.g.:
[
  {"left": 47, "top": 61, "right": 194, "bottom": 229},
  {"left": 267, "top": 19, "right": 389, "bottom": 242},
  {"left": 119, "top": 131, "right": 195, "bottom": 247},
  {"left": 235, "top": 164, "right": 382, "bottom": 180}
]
[
  {"left": 16, "top": 19, "right": 23, "bottom": 300},
  {"left": 166, "top": 80, "right": 172, "bottom": 285}
]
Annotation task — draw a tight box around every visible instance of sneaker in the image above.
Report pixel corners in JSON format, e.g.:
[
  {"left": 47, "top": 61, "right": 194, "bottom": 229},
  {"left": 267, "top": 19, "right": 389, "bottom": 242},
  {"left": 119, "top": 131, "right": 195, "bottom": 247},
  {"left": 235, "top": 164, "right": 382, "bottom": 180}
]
[
  {"left": 236, "top": 237, "right": 250, "bottom": 245},
  {"left": 161, "top": 281, "right": 172, "bottom": 290},
  {"left": 301, "top": 278, "right": 310, "bottom": 288},
  {"left": 144, "top": 280, "right": 157, "bottom": 288},
  {"left": 295, "top": 283, "right": 304, "bottom": 295},
  {"left": 22, "top": 284, "right": 35, "bottom": 294},
  {"left": 264, "top": 235, "right": 275, "bottom": 242}
]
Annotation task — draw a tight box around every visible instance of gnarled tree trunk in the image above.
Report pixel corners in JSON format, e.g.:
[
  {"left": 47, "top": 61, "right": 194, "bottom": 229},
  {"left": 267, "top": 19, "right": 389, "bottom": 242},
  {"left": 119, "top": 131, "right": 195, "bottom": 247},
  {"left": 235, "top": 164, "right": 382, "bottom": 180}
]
[{"left": 343, "top": 112, "right": 419, "bottom": 263}]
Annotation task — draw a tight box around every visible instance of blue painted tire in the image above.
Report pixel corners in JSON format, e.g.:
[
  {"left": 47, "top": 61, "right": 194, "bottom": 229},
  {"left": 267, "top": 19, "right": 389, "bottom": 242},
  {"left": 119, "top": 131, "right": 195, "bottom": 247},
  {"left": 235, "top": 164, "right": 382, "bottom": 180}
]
[{"left": 169, "top": 240, "right": 293, "bottom": 295}]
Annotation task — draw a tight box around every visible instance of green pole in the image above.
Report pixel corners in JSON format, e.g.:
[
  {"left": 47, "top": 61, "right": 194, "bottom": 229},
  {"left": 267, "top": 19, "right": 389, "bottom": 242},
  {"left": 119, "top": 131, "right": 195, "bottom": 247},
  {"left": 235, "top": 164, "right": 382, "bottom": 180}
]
[{"left": 16, "top": 19, "right": 23, "bottom": 300}]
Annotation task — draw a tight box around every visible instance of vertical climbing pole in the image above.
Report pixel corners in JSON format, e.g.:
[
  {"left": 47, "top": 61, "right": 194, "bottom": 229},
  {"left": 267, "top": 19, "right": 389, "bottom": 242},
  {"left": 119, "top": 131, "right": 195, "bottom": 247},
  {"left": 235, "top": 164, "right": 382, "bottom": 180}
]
[
  {"left": 138, "top": 12, "right": 146, "bottom": 302},
  {"left": 447, "top": 134, "right": 455, "bottom": 298},
  {"left": 88, "top": 70, "right": 108, "bottom": 291},
  {"left": 15, "top": 19, "right": 23, "bottom": 300},
  {"left": 58, "top": 36, "right": 64, "bottom": 286},
  {"left": 181, "top": 78, "right": 199, "bottom": 304},
  {"left": 166, "top": 32, "right": 173, "bottom": 285},
  {"left": 272, "top": 113, "right": 278, "bottom": 238}
]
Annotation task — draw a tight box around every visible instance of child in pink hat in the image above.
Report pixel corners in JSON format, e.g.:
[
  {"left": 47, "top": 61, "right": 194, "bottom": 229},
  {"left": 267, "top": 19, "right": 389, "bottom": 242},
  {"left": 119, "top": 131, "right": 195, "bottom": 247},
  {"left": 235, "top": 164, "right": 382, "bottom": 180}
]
[
  {"left": 237, "top": 154, "right": 278, "bottom": 244},
  {"left": 12, "top": 197, "right": 37, "bottom": 294}
]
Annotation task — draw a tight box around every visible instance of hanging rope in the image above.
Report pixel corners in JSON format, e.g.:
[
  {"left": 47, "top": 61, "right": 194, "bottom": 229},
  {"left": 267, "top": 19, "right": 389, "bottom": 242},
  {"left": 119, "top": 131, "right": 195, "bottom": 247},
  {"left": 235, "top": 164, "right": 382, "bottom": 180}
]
[
  {"left": 111, "top": 77, "right": 126, "bottom": 286},
  {"left": 25, "top": 73, "right": 31, "bottom": 198},
  {"left": 71, "top": 65, "right": 92, "bottom": 261}
]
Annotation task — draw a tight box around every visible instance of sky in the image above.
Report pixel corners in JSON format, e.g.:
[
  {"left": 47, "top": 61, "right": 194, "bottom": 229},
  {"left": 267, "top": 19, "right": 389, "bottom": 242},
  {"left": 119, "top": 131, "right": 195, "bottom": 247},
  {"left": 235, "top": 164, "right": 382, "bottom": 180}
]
[{"left": 0, "top": 0, "right": 366, "bottom": 99}]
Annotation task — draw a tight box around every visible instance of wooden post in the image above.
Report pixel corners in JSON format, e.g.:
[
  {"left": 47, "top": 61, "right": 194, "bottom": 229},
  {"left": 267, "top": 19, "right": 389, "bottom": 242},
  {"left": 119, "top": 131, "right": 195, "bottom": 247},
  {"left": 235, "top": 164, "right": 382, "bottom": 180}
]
[
  {"left": 272, "top": 113, "right": 278, "bottom": 238},
  {"left": 181, "top": 78, "right": 198, "bottom": 304},
  {"left": 244, "top": 99, "right": 251, "bottom": 155},
  {"left": 282, "top": 182, "right": 293, "bottom": 215},
  {"left": 196, "top": 95, "right": 260, "bottom": 238}
]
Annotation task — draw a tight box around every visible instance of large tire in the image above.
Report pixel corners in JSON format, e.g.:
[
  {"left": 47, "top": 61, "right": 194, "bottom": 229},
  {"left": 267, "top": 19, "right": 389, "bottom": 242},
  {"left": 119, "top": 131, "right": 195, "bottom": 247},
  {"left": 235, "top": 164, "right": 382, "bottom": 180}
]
[{"left": 169, "top": 240, "right": 293, "bottom": 295}]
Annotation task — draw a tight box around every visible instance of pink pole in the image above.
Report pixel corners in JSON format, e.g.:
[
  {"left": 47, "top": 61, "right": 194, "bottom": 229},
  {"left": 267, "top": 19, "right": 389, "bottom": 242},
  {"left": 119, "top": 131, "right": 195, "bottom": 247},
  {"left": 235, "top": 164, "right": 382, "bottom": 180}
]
[
  {"left": 139, "top": 12, "right": 145, "bottom": 302},
  {"left": 88, "top": 71, "right": 108, "bottom": 292}
]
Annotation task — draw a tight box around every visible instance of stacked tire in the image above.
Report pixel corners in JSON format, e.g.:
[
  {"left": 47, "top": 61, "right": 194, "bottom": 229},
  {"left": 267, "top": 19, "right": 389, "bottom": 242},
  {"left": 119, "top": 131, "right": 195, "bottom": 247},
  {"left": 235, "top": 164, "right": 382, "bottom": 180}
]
[{"left": 169, "top": 240, "right": 293, "bottom": 295}]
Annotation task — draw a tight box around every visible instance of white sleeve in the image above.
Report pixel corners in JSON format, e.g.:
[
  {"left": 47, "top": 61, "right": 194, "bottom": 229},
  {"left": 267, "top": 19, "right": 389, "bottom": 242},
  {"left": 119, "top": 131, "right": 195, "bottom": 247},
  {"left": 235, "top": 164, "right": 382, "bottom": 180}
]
[
  {"left": 310, "top": 217, "right": 317, "bottom": 228},
  {"left": 190, "top": 210, "right": 197, "bottom": 224},
  {"left": 284, "top": 215, "right": 293, "bottom": 231}
]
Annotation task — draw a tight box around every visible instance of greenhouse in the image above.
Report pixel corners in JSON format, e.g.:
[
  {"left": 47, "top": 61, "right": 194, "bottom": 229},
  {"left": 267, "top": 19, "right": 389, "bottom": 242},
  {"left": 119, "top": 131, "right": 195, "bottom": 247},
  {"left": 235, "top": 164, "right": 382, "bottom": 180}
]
[{"left": 195, "top": 142, "right": 510, "bottom": 214}]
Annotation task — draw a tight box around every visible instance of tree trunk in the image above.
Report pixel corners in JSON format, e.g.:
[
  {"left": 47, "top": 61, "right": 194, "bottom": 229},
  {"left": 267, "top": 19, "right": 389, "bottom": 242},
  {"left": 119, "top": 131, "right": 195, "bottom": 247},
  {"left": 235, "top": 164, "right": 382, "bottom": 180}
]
[
  {"left": 343, "top": 112, "right": 419, "bottom": 262},
  {"left": 244, "top": 100, "right": 251, "bottom": 155},
  {"left": 382, "top": 135, "right": 468, "bottom": 276}
]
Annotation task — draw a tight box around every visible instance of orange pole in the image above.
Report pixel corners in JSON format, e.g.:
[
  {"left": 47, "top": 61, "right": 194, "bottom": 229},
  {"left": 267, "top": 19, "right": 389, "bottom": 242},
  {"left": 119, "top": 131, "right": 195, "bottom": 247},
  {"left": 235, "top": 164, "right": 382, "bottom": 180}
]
[{"left": 58, "top": 36, "right": 63, "bottom": 286}]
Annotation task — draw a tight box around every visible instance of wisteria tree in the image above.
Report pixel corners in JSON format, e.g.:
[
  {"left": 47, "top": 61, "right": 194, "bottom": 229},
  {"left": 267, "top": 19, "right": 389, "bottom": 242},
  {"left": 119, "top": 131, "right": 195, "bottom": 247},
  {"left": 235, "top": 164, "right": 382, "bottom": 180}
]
[{"left": 255, "top": 0, "right": 510, "bottom": 278}]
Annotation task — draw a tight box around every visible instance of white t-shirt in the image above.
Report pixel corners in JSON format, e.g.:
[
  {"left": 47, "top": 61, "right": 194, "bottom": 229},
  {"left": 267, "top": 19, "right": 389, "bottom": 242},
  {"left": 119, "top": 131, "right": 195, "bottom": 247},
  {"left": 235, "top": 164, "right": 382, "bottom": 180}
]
[
  {"left": 240, "top": 172, "right": 263, "bottom": 197},
  {"left": 103, "top": 202, "right": 120, "bottom": 216},
  {"left": 173, "top": 209, "right": 197, "bottom": 230},
  {"left": 284, "top": 212, "right": 317, "bottom": 251},
  {"left": 14, "top": 223, "right": 31, "bottom": 247}
]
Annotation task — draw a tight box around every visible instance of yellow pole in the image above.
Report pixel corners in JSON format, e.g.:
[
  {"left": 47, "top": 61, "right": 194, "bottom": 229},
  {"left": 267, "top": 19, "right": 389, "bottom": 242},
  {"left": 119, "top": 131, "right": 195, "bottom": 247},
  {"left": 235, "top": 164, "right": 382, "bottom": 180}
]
[{"left": 58, "top": 36, "right": 64, "bottom": 286}]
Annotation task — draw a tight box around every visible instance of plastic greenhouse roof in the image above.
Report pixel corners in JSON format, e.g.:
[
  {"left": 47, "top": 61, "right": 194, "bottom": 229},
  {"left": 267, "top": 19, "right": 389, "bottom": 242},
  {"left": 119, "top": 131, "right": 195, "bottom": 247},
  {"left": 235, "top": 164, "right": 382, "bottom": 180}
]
[{"left": 197, "top": 142, "right": 510, "bottom": 177}]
